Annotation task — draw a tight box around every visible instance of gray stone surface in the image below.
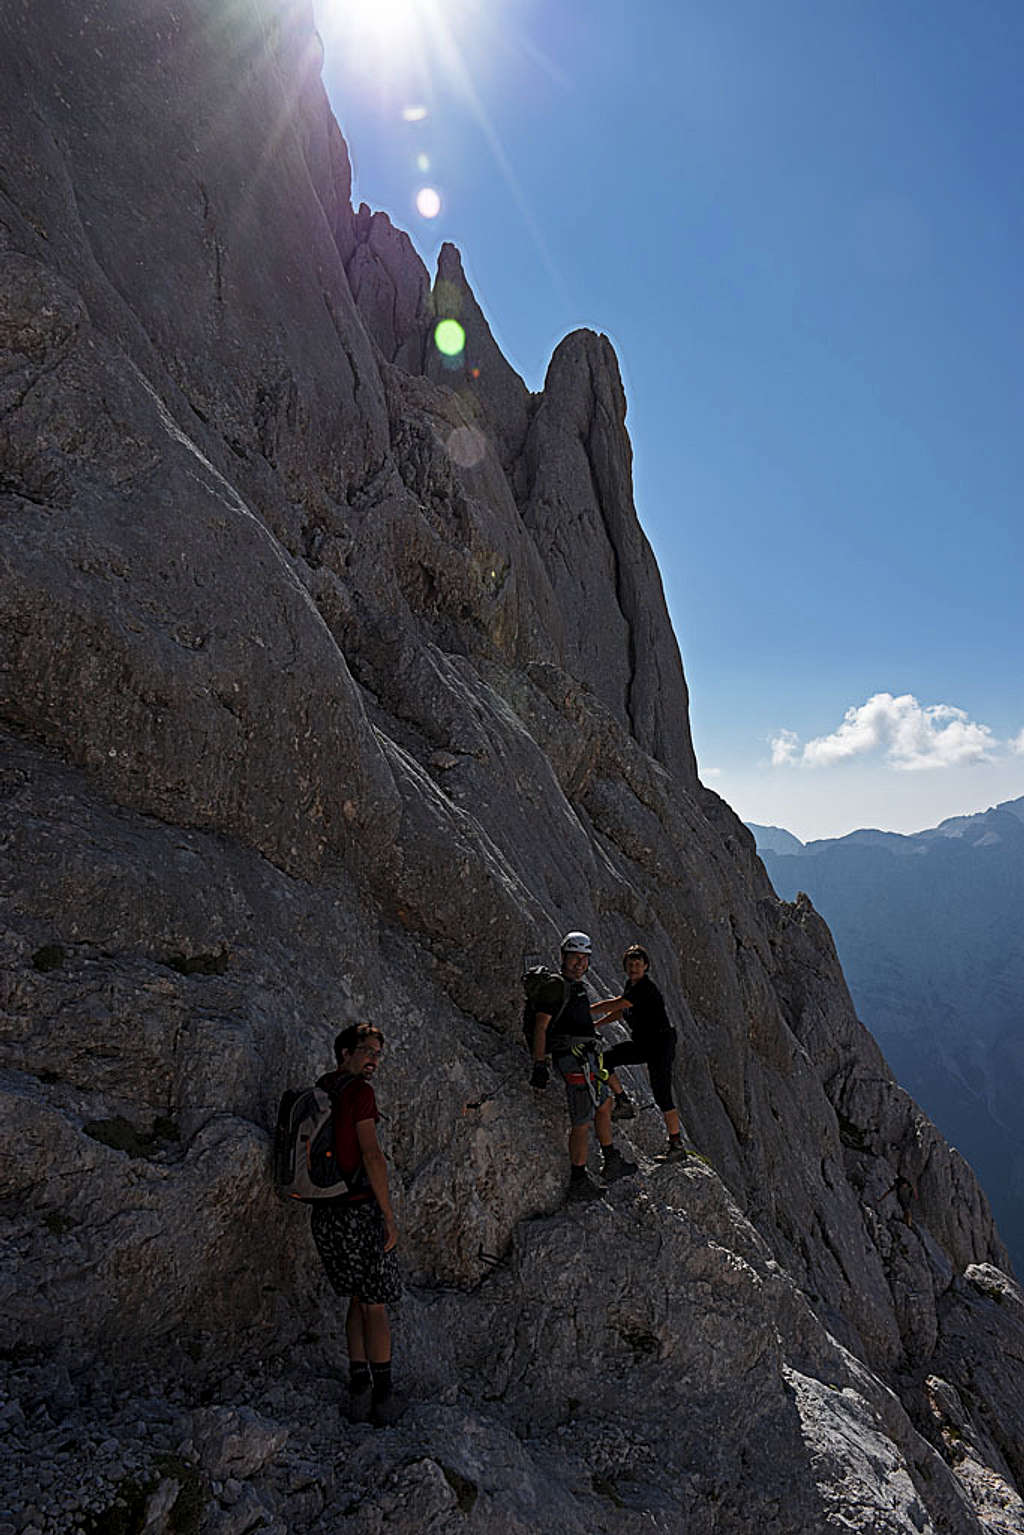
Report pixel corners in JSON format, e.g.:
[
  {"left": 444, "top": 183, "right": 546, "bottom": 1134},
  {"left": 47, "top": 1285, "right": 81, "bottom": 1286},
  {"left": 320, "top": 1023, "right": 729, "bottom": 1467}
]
[
  {"left": 520, "top": 328, "right": 699, "bottom": 786},
  {"left": 1, "top": 0, "right": 1022, "bottom": 1530},
  {"left": 345, "top": 205, "right": 432, "bottom": 374}
]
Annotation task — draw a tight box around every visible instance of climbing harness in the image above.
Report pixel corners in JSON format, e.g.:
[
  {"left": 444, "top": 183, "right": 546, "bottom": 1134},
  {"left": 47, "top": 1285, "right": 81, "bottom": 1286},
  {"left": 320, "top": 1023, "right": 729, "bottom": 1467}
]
[{"left": 560, "top": 1036, "right": 610, "bottom": 1109}]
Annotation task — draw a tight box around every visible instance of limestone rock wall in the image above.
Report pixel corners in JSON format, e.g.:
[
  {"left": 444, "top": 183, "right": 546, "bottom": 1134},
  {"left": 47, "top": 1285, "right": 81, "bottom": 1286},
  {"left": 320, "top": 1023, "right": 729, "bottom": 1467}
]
[{"left": 1, "top": 1, "right": 1022, "bottom": 1530}]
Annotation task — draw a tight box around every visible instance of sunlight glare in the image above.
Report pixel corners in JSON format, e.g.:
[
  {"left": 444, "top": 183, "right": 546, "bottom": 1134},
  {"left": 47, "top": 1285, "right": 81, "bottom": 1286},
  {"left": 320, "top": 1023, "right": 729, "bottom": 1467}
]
[
  {"left": 369, "top": 0, "right": 420, "bottom": 47},
  {"left": 416, "top": 186, "right": 442, "bottom": 218},
  {"left": 434, "top": 319, "right": 466, "bottom": 357},
  {"left": 320, "top": 0, "right": 430, "bottom": 74},
  {"left": 447, "top": 425, "right": 486, "bottom": 469}
]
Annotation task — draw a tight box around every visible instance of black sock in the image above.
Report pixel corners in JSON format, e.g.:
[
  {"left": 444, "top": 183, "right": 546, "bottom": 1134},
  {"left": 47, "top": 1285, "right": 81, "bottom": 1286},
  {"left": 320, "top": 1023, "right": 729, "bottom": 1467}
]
[
  {"left": 350, "top": 1361, "right": 371, "bottom": 1393},
  {"left": 570, "top": 1164, "right": 587, "bottom": 1182},
  {"left": 668, "top": 1133, "right": 682, "bottom": 1144},
  {"left": 370, "top": 1361, "right": 392, "bottom": 1403}
]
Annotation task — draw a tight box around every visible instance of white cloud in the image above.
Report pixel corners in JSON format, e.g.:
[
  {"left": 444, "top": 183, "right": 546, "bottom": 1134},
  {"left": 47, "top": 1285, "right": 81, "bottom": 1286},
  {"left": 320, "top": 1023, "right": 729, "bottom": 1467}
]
[
  {"left": 774, "top": 692, "right": 998, "bottom": 772},
  {"left": 770, "top": 729, "right": 800, "bottom": 766},
  {"left": 1010, "top": 729, "right": 1024, "bottom": 756}
]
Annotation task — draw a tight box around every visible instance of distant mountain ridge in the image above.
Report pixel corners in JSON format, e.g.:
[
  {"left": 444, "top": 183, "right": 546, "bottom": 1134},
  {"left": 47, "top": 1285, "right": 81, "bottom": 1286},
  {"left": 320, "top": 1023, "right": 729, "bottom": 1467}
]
[
  {"left": 745, "top": 822, "right": 805, "bottom": 856},
  {"left": 750, "top": 796, "right": 1024, "bottom": 1270},
  {"left": 751, "top": 794, "right": 1024, "bottom": 856}
]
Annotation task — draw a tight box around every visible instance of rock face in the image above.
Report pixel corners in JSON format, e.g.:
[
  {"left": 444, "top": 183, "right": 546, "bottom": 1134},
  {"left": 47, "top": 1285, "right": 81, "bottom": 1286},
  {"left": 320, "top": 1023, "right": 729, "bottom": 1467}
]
[
  {"left": 0, "top": 2, "right": 1022, "bottom": 1531},
  {"left": 752, "top": 802, "right": 1024, "bottom": 1275}
]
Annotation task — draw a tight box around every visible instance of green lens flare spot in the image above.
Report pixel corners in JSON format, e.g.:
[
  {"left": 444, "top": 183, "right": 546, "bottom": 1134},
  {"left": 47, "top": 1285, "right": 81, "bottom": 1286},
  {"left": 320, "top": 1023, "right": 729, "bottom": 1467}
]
[{"left": 434, "top": 319, "right": 466, "bottom": 358}]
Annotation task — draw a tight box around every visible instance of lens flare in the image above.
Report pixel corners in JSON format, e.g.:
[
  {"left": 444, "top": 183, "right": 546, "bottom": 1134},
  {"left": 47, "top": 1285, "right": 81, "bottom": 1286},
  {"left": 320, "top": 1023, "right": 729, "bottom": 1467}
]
[
  {"left": 416, "top": 152, "right": 431, "bottom": 172},
  {"left": 416, "top": 186, "right": 442, "bottom": 219},
  {"left": 434, "top": 318, "right": 466, "bottom": 357},
  {"left": 403, "top": 105, "right": 428, "bottom": 122},
  {"left": 446, "top": 424, "right": 486, "bottom": 468}
]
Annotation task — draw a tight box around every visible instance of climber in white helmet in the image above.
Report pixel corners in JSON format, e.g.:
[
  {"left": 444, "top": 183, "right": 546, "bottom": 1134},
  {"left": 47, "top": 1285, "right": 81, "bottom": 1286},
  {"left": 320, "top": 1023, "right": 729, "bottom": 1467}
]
[{"left": 527, "top": 930, "right": 638, "bottom": 1202}]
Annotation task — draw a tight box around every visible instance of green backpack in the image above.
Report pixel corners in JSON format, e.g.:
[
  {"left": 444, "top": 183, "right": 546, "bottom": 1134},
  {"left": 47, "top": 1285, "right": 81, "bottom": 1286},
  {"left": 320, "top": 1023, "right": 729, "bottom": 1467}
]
[{"left": 521, "top": 965, "right": 570, "bottom": 1052}]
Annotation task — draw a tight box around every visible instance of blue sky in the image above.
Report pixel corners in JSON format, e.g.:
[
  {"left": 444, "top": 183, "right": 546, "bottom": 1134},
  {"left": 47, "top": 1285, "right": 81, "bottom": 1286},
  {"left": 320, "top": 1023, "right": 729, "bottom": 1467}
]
[{"left": 315, "top": 0, "right": 1024, "bottom": 840}]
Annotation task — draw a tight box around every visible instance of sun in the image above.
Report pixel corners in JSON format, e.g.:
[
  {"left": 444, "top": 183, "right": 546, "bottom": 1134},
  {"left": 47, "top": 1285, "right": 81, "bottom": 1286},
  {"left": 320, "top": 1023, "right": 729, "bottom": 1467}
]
[
  {"left": 318, "top": 0, "right": 433, "bottom": 70},
  {"left": 358, "top": 0, "right": 421, "bottom": 46}
]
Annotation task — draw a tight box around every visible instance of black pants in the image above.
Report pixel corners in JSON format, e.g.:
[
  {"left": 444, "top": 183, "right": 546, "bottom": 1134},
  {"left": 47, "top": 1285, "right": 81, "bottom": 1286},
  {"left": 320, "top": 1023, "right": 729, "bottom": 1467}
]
[{"left": 604, "top": 1032, "right": 677, "bottom": 1112}]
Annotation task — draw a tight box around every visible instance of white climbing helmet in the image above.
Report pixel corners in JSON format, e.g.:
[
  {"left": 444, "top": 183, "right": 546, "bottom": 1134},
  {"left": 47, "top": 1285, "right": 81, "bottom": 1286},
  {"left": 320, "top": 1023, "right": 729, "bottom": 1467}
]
[{"left": 560, "top": 931, "right": 592, "bottom": 955}]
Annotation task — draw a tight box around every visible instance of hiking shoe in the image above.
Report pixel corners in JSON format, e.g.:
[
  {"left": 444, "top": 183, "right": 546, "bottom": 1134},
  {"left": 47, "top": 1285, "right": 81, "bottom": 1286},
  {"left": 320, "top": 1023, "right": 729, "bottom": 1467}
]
[
  {"left": 659, "top": 1142, "right": 689, "bottom": 1164},
  {"left": 347, "top": 1384, "right": 373, "bottom": 1424},
  {"left": 601, "top": 1147, "right": 638, "bottom": 1182},
  {"left": 370, "top": 1390, "right": 409, "bottom": 1427},
  {"left": 566, "top": 1171, "right": 606, "bottom": 1203},
  {"left": 611, "top": 1093, "right": 637, "bottom": 1121}
]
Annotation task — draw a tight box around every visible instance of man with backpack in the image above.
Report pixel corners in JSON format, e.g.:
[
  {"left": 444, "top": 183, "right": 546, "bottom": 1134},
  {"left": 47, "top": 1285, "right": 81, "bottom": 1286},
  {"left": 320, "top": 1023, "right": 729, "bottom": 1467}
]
[
  {"left": 308, "top": 1022, "right": 404, "bottom": 1425},
  {"left": 527, "top": 931, "right": 637, "bottom": 1202}
]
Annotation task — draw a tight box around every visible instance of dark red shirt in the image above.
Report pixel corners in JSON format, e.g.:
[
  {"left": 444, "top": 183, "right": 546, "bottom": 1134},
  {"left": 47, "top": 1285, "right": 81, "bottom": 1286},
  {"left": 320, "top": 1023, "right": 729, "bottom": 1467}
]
[{"left": 318, "top": 1071, "right": 378, "bottom": 1200}]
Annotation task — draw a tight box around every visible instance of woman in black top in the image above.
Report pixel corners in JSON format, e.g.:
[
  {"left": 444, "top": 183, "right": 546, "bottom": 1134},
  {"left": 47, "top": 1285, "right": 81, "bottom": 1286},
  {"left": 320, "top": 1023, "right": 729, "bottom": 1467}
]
[{"left": 599, "top": 944, "right": 686, "bottom": 1161}]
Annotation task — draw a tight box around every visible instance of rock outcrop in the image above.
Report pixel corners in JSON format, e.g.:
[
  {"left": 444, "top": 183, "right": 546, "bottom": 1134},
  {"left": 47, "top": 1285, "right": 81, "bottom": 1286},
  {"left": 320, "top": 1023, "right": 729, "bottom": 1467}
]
[
  {"left": 752, "top": 803, "right": 1024, "bottom": 1274},
  {"left": 1, "top": 2, "right": 1022, "bottom": 1531}
]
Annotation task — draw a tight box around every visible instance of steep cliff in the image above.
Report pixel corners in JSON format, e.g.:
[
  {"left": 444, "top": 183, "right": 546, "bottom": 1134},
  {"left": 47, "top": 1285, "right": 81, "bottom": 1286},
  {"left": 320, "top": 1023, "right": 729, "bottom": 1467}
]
[
  {"left": 752, "top": 802, "right": 1024, "bottom": 1276},
  {"left": 1, "top": 3, "right": 1022, "bottom": 1532}
]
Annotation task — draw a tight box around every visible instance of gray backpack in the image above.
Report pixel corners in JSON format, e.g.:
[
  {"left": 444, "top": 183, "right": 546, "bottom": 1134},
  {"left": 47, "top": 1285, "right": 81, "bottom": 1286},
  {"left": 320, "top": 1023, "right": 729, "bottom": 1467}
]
[{"left": 273, "top": 1077, "right": 355, "bottom": 1202}]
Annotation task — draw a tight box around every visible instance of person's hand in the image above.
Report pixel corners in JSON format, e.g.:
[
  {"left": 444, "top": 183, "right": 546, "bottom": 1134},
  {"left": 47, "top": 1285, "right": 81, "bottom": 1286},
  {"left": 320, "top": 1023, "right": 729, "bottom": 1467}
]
[
  {"left": 382, "top": 1214, "right": 398, "bottom": 1252},
  {"left": 529, "top": 1061, "right": 549, "bottom": 1090}
]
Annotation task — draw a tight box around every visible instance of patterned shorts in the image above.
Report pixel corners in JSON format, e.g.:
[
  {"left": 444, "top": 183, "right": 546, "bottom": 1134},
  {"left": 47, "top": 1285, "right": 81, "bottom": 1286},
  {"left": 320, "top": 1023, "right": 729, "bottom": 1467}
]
[{"left": 310, "top": 1200, "right": 402, "bottom": 1306}]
